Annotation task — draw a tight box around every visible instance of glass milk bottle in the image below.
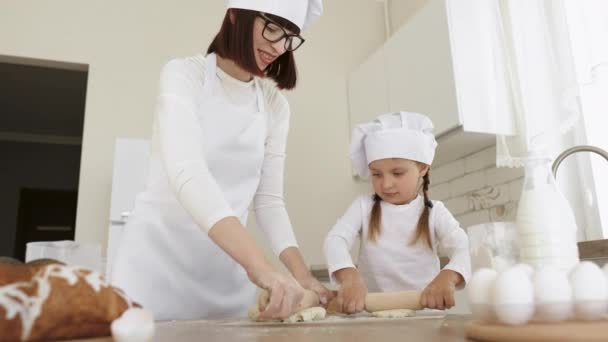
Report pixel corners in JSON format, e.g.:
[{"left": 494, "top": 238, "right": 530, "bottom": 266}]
[{"left": 515, "top": 154, "right": 579, "bottom": 272}]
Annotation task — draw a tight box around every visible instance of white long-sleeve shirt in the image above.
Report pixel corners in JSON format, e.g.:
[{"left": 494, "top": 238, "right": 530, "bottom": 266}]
[
  {"left": 324, "top": 194, "right": 471, "bottom": 292},
  {"left": 147, "top": 55, "right": 298, "bottom": 255}
]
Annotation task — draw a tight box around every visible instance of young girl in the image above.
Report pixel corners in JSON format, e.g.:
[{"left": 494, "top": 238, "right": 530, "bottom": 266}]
[{"left": 324, "top": 111, "right": 471, "bottom": 314}]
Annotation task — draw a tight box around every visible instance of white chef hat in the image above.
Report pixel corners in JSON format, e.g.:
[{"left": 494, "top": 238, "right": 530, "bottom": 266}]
[
  {"left": 225, "top": 0, "right": 323, "bottom": 31},
  {"left": 350, "top": 112, "right": 438, "bottom": 178}
]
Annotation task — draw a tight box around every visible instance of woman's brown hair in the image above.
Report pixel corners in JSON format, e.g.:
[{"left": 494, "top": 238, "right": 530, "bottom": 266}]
[
  {"left": 207, "top": 9, "right": 299, "bottom": 90},
  {"left": 368, "top": 168, "right": 433, "bottom": 249}
]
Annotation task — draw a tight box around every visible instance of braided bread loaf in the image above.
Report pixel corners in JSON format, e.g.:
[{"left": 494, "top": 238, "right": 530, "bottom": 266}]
[{"left": 0, "top": 259, "right": 138, "bottom": 341}]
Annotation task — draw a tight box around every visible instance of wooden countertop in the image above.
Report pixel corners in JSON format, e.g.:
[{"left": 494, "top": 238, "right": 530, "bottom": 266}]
[{"left": 76, "top": 314, "right": 472, "bottom": 342}]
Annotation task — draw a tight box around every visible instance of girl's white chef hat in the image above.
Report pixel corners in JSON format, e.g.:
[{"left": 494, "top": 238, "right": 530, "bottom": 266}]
[
  {"left": 350, "top": 112, "right": 438, "bottom": 177},
  {"left": 225, "top": 0, "right": 323, "bottom": 31}
]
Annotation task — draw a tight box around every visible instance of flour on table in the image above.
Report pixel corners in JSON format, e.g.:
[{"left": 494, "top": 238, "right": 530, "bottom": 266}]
[
  {"left": 248, "top": 306, "right": 326, "bottom": 323},
  {"left": 371, "top": 309, "right": 416, "bottom": 318}
]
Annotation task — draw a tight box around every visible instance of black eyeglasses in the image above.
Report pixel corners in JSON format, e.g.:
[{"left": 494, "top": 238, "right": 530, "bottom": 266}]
[{"left": 257, "top": 13, "right": 305, "bottom": 52}]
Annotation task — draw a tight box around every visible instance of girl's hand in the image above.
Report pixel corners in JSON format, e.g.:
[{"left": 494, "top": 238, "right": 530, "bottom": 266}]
[
  {"left": 334, "top": 268, "right": 368, "bottom": 314},
  {"left": 297, "top": 275, "right": 335, "bottom": 306},
  {"left": 420, "top": 270, "right": 463, "bottom": 310}
]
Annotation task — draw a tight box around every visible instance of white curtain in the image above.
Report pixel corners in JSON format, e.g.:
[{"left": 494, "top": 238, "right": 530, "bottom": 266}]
[
  {"left": 493, "top": 0, "right": 582, "bottom": 167},
  {"left": 486, "top": 0, "right": 608, "bottom": 239},
  {"left": 563, "top": 0, "right": 608, "bottom": 239},
  {"left": 451, "top": 0, "right": 608, "bottom": 238}
]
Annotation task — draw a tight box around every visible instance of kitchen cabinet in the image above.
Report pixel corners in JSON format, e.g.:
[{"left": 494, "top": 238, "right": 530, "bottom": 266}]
[
  {"left": 347, "top": 0, "right": 517, "bottom": 165},
  {"left": 384, "top": 0, "right": 459, "bottom": 136},
  {"left": 347, "top": 46, "right": 390, "bottom": 134}
]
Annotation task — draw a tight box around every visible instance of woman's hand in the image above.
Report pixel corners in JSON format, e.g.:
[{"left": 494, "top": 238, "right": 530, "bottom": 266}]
[
  {"left": 277, "top": 247, "right": 334, "bottom": 306},
  {"left": 247, "top": 267, "right": 305, "bottom": 320},
  {"left": 420, "top": 270, "right": 463, "bottom": 310},
  {"left": 296, "top": 275, "right": 335, "bottom": 306},
  {"left": 207, "top": 219, "right": 305, "bottom": 320},
  {"left": 334, "top": 267, "right": 368, "bottom": 314}
]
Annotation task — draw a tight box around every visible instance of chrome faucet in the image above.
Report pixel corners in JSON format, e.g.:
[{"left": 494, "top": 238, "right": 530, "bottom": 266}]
[{"left": 552, "top": 145, "right": 608, "bottom": 177}]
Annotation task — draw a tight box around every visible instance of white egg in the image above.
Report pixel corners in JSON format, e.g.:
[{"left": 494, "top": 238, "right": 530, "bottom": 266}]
[
  {"left": 569, "top": 261, "right": 608, "bottom": 320},
  {"left": 493, "top": 267, "right": 535, "bottom": 325},
  {"left": 467, "top": 268, "right": 497, "bottom": 322},
  {"left": 471, "top": 246, "right": 494, "bottom": 270},
  {"left": 533, "top": 267, "right": 572, "bottom": 322},
  {"left": 512, "top": 263, "right": 535, "bottom": 278},
  {"left": 492, "top": 255, "right": 512, "bottom": 273},
  {"left": 111, "top": 308, "right": 155, "bottom": 342}
]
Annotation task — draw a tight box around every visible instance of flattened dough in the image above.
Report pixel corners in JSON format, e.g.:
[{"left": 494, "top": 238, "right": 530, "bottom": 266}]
[
  {"left": 248, "top": 306, "right": 327, "bottom": 323},
  {"left": 371, "top": 309, "right": 416, "bottom": 318},
  {"left": 283, "top": 307, "right": 327, "bottom": 323}
]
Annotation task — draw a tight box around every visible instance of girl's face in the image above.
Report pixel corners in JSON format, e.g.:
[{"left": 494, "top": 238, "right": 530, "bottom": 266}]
[
  {"left": 252, "top": 15, "right": 291, "bottom": 71},
  {"left": 369, "top": 158, "right": 429, "bottom": 205}
]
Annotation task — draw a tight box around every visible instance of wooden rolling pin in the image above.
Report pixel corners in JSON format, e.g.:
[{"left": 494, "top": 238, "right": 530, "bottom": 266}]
[
  {"left": 258, "top": 289, "right": 422, "bottom": 314},
  {"left": 327, "top": 290, "right": 423, "bottom": 313}
]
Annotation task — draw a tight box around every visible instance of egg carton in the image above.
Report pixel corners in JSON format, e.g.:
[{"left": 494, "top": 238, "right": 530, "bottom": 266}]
[{"left": 468, "top": 261, "right": 608, "bottom": 325}]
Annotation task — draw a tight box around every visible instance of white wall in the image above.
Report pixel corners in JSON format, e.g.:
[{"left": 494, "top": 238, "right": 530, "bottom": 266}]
[
  {"left": 0, "top": 0, "right": 386, "bottom": 266},
  {"left": 388, "top": 0, "right": 430, "bottom": 35}
]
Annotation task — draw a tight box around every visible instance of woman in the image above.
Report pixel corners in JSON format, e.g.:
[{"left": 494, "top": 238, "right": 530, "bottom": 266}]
[{"left": 111, "top": 0, "right": 331, "bottom": 321}]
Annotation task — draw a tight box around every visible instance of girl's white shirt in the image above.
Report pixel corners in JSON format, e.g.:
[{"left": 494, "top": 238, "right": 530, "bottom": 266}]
[{"left": 324, "top": 195, "right": 471, "bottom": 292}]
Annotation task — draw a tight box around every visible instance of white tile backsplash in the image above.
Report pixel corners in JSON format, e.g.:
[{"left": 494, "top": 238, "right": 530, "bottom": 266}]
[
  {"left": 432, "top": 159, "right": 465, "bottom": 184},
  {"left": 444, "top": 196, "right": 472, "bottom": 216},
  {"left": 449, "top": 170, "right": 487, "bottom": 197},
  {"left": 508, "top": 177, "right": 524, "bottom": 201},
  {"left": 430, "top": 182, "right": 450, "bottom": 201},
  {"left": 456, "top": 210, "right": 491, "bottom": 229},
  {"left": 486, "top": 165, "right": 524, "bottom": 185},
  {"left": 468, "top": 184, "right": 510, "bottom": 210},
  {"left": 493, "top": 183, "right": 512, "bottom": 207},
  {"left": 430, "top": 143, "right": 524, "bottom": 229},
  {"left": 464, "top": 146, "right": 496, "bottom": 173},
  {"left": 489, "top": 201, "right": 519, "bottom": 222}
]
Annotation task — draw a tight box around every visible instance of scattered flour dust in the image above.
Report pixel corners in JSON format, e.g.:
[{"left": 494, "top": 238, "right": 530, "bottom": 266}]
[{"left": 224, "top": 309, "right": 445, "bottom": 326}]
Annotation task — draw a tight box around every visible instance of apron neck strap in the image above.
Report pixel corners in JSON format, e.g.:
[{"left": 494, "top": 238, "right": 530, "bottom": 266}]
[
  {"left": 253, "top": 78, "right": 265, "bottom": 113},
  {"left": 205, "top": 53, "right": 265, "bottom": 113}
]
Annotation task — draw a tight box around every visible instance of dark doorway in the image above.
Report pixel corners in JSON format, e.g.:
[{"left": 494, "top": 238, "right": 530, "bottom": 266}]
[
  {"left": 13, "top": 188, "right": 78, "bottom": 261},
  {"left": 0, "top": 55, "right": 88, "bottom": 259}
]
